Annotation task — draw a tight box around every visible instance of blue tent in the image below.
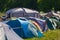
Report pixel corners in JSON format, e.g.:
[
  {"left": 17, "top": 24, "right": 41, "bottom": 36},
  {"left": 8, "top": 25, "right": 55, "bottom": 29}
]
[{"left": 6, "top": 17, "right": 43, "bottom": 38}]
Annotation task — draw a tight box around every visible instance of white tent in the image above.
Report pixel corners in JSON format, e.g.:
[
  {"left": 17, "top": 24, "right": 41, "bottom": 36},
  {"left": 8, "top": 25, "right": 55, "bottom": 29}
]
[{"left": 6, "top": 8, "right": 40, "bottom": 18}]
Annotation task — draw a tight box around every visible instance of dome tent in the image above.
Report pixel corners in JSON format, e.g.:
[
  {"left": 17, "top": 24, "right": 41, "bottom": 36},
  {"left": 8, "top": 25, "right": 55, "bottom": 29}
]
[
  {"left": 6, "top": 17, "right": 43, "bottom": 38},
  {"left": 6, "top": 8, "right": 41, "bottom": 18},
  {"left": 26, "top": 17, "right": 48, "bottom": 32},
  {"left": 43, "top": 17, "right": 56, "bottom": 30},
  {"left": 0, "top": 22, "right": 23, "bottom": 40},
  {"left": 31, "top": 20, "right": 43, "bottom": 33}
]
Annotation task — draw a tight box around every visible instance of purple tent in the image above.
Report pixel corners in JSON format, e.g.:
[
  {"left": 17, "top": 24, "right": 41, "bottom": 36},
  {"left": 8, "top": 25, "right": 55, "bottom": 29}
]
[{"left": 26, "top": 17, "right": 48, "bottom": 32}]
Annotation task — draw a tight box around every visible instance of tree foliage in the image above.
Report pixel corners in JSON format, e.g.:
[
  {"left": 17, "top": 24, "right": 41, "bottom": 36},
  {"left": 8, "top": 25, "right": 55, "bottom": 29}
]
[
  {"left": 38, "top": 0, "right": 60, "bottom": 12},
  {"left": 0, "top": 0, "right": 37, "bottom": 12},
  {"left": 0, "top": 0, "right": 60, "bottom": 12}
]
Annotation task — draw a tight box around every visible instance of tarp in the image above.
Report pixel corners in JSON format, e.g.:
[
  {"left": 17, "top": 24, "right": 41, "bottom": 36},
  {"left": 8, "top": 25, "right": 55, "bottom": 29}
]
[
  {"left": 6, "top": 17, "right": 43, "bottom": 38},
  {"left": 0, "top": 22, "right": 23, "bottom": 40}
]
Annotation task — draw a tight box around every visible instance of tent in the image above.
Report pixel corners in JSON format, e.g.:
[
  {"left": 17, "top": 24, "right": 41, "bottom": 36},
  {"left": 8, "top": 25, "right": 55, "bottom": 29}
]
[
  {"left": 50, "top": 16, "right": 60, "bottom": 29},
  {"left": 43, "top": 16, "right": 56, "bottom": 30},
  {"left": 0, "top": 27, "right": 5, "bottom": 40},
  {"left": 31, "top": 20, "right": 42, "bottom": 33},
  {"left": 6, "top": 17, "right": 43, "bottom": 38},
  {"left": 0, "top": 22, "right": 23, "bottom": 40},
  {"left": 5, "top": 8, "right": 41, "bottom": 18},
  {"left": 26, "top": 17, "right": 48, "bottom": 32}
]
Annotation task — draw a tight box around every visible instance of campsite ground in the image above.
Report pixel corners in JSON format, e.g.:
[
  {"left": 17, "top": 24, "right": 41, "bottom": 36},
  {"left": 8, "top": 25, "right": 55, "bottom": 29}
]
[
  {"left": 25, "top": 29, "right": 59, "bottom": 40},
  {"left": 0, "top": 13, "right": 59, "bottom": 40}
]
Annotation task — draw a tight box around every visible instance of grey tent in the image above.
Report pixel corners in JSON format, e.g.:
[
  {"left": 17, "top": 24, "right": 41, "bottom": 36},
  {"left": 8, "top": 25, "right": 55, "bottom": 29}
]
[
  {"left": 6, "top": 8, "right": 41, "bottom": 18},
  {"left": 0, "top": 22, "right": 23, "bottom": 40},
  {"left": 0, "top": 26, "right": 5, "bottom": 40}
]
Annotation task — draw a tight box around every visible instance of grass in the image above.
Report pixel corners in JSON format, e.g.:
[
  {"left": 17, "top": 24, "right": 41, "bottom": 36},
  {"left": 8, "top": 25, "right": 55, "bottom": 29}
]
[
  {"left": 0, "top": 12, "right": 5, "bottom": 16},
  {"left": 24, "top": 29, "right": 59, "bottom": 40}
]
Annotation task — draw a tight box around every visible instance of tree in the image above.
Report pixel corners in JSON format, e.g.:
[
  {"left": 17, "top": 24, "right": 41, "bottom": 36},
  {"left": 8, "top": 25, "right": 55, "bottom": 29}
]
[{"left": 0, "top": 0, "right": 38, "bottom": 12}]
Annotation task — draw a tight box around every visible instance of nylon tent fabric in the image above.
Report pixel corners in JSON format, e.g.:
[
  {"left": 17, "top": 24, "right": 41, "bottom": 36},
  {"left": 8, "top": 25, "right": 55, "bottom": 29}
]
[
  {"left": 36, "top": 19, "right": 48, "bottom": 32},
  {"left": 4, "top": 25, "right": 23, "bottom": 40},
  {"left": 17, "top": 18, "right": 43, "bottom": 38},
  {"left": 6, "top": 17, "right": 43, "bottom": 38},
  {"left": 48, "top": 18, "right": 57, "bottom": 29},
  {"left": 55, "top": 21, "right": 60, "bottom": 28},
  {"left": 17, "top": 18, "right": 35, "bottom": 38},
  {"left": 5, "top": 8, "right": 40, "bottom": 18},
  {"left": 26, "top": 20, "right": 43, "bottom": 37},
  {"left": 43, "top": 17, "right": 55, "bottom": 30},
  {"left": 0, "top": 22, "right": 23, "bottom": 40},
  {"left": 0, "top": 27, "right": 5, "bottom": 40},
  {"left": 5, "top": 8, "right": 24, "bottom": 18},
  {"left": 50, "top": 16, "right": 60, "bottom": 29},
  {"left": 6, "top": 19, "right": 25, "bottom": 38},
  {"left": 31, "top": 20, "right": 42, "bottom": 33},
  {"left": 26, "top": 17, "right": 48, "bottom": 32}
]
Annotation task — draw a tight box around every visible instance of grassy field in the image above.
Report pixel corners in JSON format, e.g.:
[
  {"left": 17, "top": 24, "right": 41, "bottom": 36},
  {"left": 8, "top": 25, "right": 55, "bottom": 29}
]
[{"left": 24, "top": 29, "right": 59, "bottom": 40}]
